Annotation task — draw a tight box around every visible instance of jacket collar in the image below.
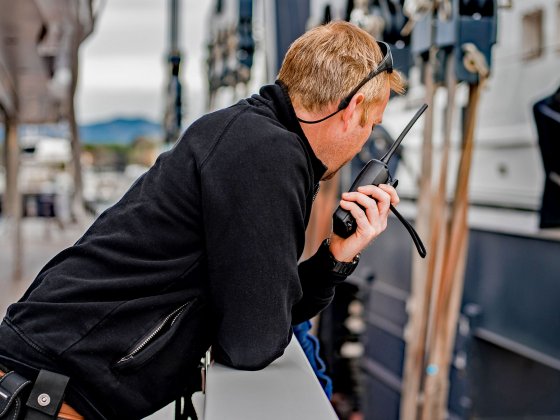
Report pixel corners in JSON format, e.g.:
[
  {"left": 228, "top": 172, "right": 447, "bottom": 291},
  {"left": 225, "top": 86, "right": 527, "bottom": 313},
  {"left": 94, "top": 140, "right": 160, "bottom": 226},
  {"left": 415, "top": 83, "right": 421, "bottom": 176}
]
[{"left": 254, "top": 81, "right": 327, "bottom": 183}]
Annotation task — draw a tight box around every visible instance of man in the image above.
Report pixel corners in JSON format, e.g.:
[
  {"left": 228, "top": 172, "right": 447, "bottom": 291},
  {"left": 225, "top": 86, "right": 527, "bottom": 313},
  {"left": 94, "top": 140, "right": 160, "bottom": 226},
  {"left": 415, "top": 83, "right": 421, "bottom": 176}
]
[{"left": 0, "top": 21, "right": 404, "bottom": 419}]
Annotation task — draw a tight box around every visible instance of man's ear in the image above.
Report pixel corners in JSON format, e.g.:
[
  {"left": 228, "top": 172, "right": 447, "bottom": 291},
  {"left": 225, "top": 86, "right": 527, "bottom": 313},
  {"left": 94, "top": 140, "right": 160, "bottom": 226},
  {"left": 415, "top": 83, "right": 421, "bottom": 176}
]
[{"left": 341, "top": 93, "right": 365, "bottom": 131}]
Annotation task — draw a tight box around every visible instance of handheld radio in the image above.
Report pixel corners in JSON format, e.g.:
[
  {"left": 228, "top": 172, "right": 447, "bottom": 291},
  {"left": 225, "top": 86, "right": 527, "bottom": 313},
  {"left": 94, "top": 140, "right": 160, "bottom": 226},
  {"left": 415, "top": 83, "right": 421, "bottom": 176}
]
[{"left": 332, "top": 104, "right": 428, "bottom": 258}]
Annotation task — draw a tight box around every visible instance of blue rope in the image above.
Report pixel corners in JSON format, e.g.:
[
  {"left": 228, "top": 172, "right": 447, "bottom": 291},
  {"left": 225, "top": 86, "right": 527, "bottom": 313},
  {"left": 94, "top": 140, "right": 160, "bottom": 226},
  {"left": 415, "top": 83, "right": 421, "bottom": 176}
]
[{"left": 293, "top": 320, "right": 333, "bottom": 399}]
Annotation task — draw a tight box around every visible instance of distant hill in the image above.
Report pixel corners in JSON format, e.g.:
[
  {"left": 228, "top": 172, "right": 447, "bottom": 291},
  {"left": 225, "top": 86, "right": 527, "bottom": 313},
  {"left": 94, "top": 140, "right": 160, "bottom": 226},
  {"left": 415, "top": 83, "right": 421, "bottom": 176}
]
[
  {"left": 80, "top": 117, "right": 163, "bottom": 145},
  {"left": 0, "top": 117, "right": 163, "bottom": 145}
]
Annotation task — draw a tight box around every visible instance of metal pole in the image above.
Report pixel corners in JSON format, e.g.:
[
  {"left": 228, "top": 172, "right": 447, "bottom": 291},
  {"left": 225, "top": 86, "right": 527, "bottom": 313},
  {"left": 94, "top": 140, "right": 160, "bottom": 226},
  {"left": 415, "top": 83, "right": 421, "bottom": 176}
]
[
  {"left": 69, "top": 24, "right": 86, "bottom": 223},
  {"left": 170, "top": 0, "right": 179, "bottom": 53},
  {"left": 421, "top": 81, "right": 483, "bottom": 420},
  {"left": 165, "top": 0, "right": 182, "bottom": 145},
  {"left": 400, "top": 9, "right": 439, "bottom": 419},
  {"left": 5, "top": 112, "right": 22, "bottom": 281}
]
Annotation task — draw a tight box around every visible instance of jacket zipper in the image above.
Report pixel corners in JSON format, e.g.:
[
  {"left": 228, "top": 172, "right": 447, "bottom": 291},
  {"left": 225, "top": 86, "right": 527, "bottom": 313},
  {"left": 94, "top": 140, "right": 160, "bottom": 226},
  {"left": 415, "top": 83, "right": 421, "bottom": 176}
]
[{"left": 117, "top": 302, "right": 189, "bottom": 364}]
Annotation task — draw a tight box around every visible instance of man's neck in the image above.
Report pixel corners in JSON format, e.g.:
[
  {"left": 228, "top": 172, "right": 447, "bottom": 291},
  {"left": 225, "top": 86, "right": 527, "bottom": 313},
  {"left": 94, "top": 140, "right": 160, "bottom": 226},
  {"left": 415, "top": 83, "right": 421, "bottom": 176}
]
[{"left": 293, "top": 104, "right": 339, "bottom": 173}]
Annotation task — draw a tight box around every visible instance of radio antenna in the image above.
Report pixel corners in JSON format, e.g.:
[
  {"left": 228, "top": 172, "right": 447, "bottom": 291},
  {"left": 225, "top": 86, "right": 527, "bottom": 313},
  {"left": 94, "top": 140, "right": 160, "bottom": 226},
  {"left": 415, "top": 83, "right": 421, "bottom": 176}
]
[{"left": 381, "top": 103, "right": 428, "bottom": 164}]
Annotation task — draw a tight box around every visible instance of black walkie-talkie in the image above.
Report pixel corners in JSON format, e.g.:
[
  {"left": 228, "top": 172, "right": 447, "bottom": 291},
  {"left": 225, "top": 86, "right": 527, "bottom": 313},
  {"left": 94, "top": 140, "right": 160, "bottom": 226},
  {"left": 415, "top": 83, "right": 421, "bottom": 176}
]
[{"left": 332, "top": 103, "right": 428, "bottom": 258}]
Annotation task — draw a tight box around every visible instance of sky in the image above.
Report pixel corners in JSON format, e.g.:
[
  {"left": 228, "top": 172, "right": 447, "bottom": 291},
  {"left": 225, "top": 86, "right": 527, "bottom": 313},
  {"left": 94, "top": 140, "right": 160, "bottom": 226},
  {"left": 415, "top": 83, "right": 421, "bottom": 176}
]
[{"left": 76, "top": 0, "right": 213, "bottom": 125}]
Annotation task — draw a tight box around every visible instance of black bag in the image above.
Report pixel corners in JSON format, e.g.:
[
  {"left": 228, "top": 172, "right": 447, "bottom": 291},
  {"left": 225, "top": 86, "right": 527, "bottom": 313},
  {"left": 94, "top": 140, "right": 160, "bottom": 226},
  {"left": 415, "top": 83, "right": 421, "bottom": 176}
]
[
  {"left": 0, "top": 371, "right": 32, "bottom": 419},
  {"left": 0, "top": 369, "right": 69, "bottom": 420}
]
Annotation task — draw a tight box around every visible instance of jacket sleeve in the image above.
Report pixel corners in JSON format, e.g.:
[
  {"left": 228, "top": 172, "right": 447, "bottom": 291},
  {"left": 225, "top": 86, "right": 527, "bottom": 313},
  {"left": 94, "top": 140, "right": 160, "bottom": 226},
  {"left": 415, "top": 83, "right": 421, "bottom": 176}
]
[
  {"left": 200, "top": 121, "right": 311, "bottom": 370},
  {"left": 291, "top": 245, "right": 348, "bottom": 325}
]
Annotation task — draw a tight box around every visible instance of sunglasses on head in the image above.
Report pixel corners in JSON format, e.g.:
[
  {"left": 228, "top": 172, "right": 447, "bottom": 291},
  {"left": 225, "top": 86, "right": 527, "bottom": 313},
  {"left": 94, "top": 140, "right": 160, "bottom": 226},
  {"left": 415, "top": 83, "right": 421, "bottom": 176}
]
[{"left": 298, "top": 41, "right": 393, "bottom": 125}]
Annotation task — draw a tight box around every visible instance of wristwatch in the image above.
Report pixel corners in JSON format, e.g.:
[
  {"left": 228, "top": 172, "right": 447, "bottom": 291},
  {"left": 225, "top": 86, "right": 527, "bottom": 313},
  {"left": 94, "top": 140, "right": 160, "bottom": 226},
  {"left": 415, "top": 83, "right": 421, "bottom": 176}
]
[{"left": 320, "top": 238, "right": 360, "bottom": 276}]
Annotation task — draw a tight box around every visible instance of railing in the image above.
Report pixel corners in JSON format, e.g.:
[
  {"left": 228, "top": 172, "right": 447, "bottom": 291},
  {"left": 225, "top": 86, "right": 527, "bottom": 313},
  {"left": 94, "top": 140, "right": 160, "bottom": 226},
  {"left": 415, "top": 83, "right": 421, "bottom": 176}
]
[{"left": 192, "top": 337, "right": 338, "bottom": 420}]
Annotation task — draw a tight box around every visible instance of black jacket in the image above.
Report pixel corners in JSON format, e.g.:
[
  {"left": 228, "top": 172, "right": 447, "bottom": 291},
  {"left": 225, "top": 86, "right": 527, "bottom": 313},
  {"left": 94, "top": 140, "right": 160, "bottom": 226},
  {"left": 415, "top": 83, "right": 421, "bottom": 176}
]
[{"left": 0, "top": 82, "right": 349, "bottom": 419}]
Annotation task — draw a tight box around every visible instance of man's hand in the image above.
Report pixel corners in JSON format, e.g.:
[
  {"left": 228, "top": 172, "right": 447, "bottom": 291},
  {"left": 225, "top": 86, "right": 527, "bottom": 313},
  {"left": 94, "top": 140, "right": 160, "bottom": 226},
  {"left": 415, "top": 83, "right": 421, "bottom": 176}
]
[{"left": 329, "top": 184, "right": 399, "bottom": 262}]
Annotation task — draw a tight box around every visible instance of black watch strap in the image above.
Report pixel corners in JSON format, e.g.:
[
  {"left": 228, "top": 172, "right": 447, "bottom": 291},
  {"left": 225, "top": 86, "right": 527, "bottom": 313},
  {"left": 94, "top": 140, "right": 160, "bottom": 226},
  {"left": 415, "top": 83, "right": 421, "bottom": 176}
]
[{"left": 320, "top": 238, "right": 360, "bottom": 276}]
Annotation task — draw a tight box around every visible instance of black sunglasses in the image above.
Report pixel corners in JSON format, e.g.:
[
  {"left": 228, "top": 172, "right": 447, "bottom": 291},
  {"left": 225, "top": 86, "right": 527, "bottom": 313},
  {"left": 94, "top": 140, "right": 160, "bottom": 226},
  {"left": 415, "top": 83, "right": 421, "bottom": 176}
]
[{"left": 298, "top": 41, "right": 393, "bottom": 125}]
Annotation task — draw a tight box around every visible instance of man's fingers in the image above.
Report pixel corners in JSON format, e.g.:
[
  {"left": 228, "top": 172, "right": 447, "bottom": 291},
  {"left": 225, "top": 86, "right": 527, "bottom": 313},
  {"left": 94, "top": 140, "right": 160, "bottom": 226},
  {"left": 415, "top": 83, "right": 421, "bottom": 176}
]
[
  {"left": 378, "top": 184, "right": 400, "bottom": 205},
  {"left": 339, "top": 199, "right": 371, "bottom": 229},
  {"left": 332, "top": 184, "right": 399, "bottom": 260},
  {"left": 340, "top": 192, "right": 388, "bottom": 238},
  {"left": 356, "top": 185, "right": 391, "bottom": 216},
  {"left": 341, "top": 192, "right": 380, "bottom": 219},
  {"left": 356, "top": 184, "right": 400, "bottom": 206}
]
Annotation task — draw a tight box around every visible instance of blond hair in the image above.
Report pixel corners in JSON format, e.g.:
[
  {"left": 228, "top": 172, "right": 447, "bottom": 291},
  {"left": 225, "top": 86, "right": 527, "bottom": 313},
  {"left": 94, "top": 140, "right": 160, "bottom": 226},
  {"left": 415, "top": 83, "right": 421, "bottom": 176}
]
[{"left": 278, "top": 21, "right": 405, "bottom": 113}]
